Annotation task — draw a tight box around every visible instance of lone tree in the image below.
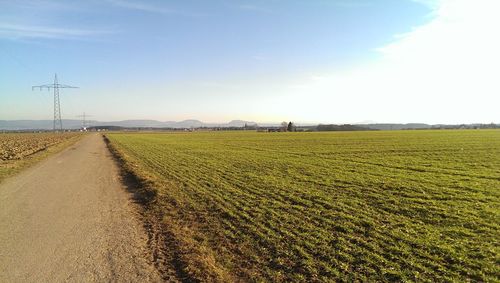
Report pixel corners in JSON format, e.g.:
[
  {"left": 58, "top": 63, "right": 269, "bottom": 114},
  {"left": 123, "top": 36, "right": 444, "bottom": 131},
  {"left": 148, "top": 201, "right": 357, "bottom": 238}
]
[
  {"left": 281, "top": 121, "right": 288, "bottom": 132},
  {"left": 287, "top": 121, "right": 295, "bottom": 132}
]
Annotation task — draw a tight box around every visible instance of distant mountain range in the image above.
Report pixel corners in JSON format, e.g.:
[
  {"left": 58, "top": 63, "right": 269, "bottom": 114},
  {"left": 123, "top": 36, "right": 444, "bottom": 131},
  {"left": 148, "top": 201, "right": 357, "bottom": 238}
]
[
  {"left": 0, "top": 119, "right": 262, "bottom": 130},
  {"left": 0, "top": 120, "right": 497, "bottom": 131}
]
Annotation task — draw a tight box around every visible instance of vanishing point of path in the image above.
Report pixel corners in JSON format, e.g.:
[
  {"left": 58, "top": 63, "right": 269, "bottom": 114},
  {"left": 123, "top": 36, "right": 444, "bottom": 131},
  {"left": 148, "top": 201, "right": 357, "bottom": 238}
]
[{"left": 0, "top": 134, "right": 162, "bottom": 282}]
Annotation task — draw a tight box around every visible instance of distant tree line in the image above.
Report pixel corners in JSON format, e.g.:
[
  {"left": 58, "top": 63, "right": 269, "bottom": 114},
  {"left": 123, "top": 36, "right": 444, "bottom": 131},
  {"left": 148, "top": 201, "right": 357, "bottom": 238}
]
[{"left": 315, "top": 124, "right": 373, "bottom": 131}]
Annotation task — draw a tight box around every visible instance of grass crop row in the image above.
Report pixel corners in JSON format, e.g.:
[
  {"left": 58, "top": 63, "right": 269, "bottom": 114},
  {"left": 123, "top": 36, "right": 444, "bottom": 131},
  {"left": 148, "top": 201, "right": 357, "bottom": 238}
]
[{"left": 107, "top": 130, "right": 500, "bottom": 282}]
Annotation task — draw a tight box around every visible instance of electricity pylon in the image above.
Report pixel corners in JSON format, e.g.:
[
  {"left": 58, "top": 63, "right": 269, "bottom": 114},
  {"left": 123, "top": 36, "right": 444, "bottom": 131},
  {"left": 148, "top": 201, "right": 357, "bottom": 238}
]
[
  {"left": 76, "top": 112, "right": 92, "bottom": 130},
  {"left": 33, "top": 74, "right": 78, "bottom": 132}
]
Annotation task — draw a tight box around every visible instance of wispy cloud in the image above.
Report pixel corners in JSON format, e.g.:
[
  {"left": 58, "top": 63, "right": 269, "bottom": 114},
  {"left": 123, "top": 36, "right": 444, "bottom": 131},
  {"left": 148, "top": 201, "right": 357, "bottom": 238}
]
[
  {"left": 0, "top": 23, "right": 112, "bottom": 40},
  {"left": 412, "top": 0, "right": 440, "bottom": 9},
  {"left": 238, "top": 1, "right": 371, "bottom": 14},
  {"left": 105, "top": 0, "right": 206, "bottom": 17},
  {"left": 0, "top": 0, "right": 77, "bottom": 11},
  {"left": 239, "top": 4, "right": 272, "bottom": 13},
  {"left": 105, "top": 0, "right": 177, "bottom": 14},
  {"left": 331, "top": 1, "right": 372, "bottom": 8}
]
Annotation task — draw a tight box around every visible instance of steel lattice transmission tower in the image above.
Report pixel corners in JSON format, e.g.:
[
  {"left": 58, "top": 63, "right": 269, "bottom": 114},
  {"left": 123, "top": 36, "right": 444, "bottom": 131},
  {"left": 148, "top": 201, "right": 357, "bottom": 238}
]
[
  {"left": 76, "top": 112, "right": 92, "bottom": 130},
  {"left": 32, "top": 74, "right": 78, "bottom": 132}
]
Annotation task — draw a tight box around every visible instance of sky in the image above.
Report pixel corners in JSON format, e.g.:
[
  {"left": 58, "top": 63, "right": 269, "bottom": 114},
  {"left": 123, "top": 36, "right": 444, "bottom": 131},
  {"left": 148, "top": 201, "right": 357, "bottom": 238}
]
[{"left": 0, "top": 0, "right": 498, "bottom": 124}]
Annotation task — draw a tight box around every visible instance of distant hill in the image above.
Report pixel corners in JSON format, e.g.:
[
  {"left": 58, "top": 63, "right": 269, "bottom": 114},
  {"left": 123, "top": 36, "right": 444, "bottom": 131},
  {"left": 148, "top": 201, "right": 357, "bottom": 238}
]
[
  {"left": 0, "top": 119, "right": 259, "bottom": 130},
  {"left": 361, "top": 123, "right": 431, "bottom": 130},
  {"left": 0, "top": 120, "right": 84, "bottom": 130},
  {"left": 316, "top": 124, "right": 373, "bottom": 131},
  {"left": 360, "top": 123, "right": 500, "bottom": 130},
  {"left": 226, "top": 120, "right": 258, "bottom": 127}
]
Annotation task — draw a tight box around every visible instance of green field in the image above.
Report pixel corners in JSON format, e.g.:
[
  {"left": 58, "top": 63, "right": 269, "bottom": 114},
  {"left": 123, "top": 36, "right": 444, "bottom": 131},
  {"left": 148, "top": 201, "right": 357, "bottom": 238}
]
[{"left": 107, "top": 130, "right": 500, "bottom": 282}]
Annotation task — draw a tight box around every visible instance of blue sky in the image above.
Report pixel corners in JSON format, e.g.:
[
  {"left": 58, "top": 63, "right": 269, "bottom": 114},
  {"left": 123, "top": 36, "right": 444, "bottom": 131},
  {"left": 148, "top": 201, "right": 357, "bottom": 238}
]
[{"left": 1, "top": 0, "right": 498, "bottom": 123}]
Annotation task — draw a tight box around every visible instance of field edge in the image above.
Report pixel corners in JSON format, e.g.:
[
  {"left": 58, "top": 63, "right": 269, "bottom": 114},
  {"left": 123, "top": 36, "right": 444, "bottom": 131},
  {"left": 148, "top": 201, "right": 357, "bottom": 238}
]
[
  {"left": 0, "top": 134, "right": 85, "bottom": 184},
  {"left": 103, "top": 134, "right": 233, "bottom": 283}
]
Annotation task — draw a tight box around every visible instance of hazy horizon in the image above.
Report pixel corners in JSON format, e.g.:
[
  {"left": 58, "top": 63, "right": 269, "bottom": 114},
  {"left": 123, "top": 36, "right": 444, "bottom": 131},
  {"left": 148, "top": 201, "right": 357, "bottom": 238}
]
[
  {"left": 0, "top": 117, "right": 497, "bottom": 127},
  {"left": 1, "top": 0, "right": 499, "bottom": 124}
]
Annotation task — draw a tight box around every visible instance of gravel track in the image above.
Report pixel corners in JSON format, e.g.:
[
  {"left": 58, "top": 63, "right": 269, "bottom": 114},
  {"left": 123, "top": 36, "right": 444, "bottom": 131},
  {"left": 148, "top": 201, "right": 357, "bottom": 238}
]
[{"left": 0, "top": 134, "right": 162, "bottom": 282}]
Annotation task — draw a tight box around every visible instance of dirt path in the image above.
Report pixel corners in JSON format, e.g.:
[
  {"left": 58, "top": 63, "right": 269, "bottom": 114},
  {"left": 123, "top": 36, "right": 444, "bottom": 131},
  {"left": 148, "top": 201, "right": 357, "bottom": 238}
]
[{"left": 0, "top": 134, "right": 162, "bottom": 282}]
